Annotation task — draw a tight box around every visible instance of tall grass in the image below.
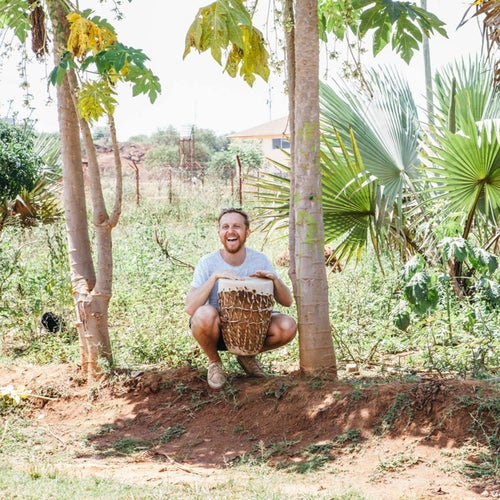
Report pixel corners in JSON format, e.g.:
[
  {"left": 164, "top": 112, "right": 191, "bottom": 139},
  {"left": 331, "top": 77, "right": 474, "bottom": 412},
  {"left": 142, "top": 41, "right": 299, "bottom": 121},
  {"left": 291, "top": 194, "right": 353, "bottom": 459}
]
[{"left": 0, "top": 171, "right": 498, "bottom": 379}]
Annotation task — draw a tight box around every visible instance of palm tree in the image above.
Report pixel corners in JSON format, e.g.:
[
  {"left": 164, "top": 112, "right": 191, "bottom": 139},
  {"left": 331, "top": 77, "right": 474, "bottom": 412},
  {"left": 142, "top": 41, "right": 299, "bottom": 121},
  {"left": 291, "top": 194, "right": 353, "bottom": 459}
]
[
  {"left": 423, "top": 56, "right": 500, "bottom": 290},
  {"left": 251, "top": 57, "right": 500, "bottom": 285},
  {"left": 0, "top": 129, "right": 62, "bottom": 230},
  {"left": 252, "top": 64, "right": 424, "bottom": 266}
]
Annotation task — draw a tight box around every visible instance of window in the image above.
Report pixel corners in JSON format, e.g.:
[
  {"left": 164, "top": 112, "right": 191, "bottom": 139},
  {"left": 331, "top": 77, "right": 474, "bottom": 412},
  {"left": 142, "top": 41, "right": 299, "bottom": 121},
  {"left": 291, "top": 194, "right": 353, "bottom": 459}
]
[{"left": 272, "top": 137, "right": 290, "bottom": 150}]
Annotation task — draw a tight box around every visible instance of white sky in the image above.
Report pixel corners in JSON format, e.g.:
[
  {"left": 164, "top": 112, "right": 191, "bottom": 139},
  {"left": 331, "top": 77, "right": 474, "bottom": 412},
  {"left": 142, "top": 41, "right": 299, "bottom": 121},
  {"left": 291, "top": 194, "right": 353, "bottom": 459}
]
[{"left": 0, "top": 1, "right": 487, "bottom": 141}]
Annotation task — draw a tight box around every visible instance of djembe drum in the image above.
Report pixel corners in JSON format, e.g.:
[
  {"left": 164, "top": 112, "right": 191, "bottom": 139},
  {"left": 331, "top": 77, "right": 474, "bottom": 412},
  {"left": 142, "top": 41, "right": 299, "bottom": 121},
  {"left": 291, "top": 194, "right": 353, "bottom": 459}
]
[{"left": 217, "top": 277, "right": 274, "bottom": 356}]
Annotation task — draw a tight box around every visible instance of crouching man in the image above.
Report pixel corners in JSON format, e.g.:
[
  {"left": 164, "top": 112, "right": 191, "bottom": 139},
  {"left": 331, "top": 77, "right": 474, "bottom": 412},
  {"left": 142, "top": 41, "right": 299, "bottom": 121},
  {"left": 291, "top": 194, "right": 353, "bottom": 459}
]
[{"left": 185, "top": 208, "right": 297, "bottom": 389}]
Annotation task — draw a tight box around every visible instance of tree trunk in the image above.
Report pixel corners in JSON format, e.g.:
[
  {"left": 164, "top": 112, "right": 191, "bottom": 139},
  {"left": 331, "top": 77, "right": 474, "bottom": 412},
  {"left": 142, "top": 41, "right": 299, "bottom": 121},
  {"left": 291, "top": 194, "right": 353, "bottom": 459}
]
[
  {"left": 284, "top": 0, "right": 296, "bottom": 286},
  {"left": 48, "top": 0, "right": 114, "bottom": 378},
  {"left": 292, "top": 0, "right": 337, "bottom": 375},
  {"left": 421, "top": 0, "right": 434, "bottom": 126}
]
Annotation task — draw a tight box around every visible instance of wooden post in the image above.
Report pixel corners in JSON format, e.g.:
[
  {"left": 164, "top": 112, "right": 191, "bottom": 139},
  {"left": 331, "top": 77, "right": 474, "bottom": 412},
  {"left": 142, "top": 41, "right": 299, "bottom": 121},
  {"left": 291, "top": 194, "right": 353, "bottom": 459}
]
[
  {"left": 128, "top": 160, "right": 140, "bottom": 207},
  {"left": 168, "top": 167, "right": 173, "bottom": 204},
  {"left": 236, "top": 155, "right": 243, "bottom": 206}
]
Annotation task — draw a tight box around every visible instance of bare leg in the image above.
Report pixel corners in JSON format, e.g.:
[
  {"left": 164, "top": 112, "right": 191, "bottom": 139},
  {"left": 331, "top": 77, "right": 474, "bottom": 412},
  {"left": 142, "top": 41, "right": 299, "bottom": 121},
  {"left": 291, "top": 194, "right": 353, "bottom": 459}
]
[
  {"left": 261, "top": 313, "right": 297, "bottom": 352},
  {"left": 190, "top": 305, "right": 221, "bottom": 362}
]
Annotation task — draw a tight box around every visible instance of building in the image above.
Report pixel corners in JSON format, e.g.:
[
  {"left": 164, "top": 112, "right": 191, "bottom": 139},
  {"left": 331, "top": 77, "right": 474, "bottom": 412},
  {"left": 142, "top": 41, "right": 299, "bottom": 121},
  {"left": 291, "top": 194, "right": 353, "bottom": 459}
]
[{"left": 227, "top": 115, "right": 290, "bottom": 168}]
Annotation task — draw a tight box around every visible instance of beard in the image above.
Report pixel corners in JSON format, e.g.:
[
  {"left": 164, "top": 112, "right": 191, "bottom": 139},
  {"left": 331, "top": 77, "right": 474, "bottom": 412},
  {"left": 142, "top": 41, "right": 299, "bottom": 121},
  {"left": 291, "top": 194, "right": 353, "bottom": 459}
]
[{"left": 223, "top": 236, "right": 246, "bottom": 254}]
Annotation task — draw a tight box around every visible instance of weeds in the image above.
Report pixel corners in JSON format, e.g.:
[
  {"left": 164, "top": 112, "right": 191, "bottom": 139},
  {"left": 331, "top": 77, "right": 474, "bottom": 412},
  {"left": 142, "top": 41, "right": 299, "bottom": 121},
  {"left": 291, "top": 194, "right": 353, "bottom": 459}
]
[
  {"left": 159, "top": 423, "right": 186, "bottom": 443},
  {"left": 375, "top": 392, "right": 412, "bottom": 435},
  {"left": 1, "top": 176, "right": 499, "bottom": 379},
  {"left": 371, "top": 453, "right": 422, "bottom": 481},
  {"left": 463, "top": 392, "right": 500, "bottom": 478}
]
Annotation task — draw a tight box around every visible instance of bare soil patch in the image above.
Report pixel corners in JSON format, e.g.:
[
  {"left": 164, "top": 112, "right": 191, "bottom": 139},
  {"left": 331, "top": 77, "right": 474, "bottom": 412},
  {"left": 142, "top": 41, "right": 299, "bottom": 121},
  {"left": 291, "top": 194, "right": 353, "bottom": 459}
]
[{"left": 1, "top": 363, "right": 499, "bottom": 499}]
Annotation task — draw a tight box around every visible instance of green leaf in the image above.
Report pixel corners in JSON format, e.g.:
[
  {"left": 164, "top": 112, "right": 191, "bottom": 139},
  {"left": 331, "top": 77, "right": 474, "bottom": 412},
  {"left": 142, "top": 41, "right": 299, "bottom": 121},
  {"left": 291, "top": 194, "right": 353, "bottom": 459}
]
[
  {"left": 358, "top": 4, "right": 382, "bottom": 37},
  {"left": 401, "top": 254, "right": 425, "bottom": 281},
  {"left": 318, "top": 0, "right": 362, "bottom": 41},
  {"left": 49, "top": 52, "right": 76, "bottom": 87},
  {"left": 469, "top": 247, "right": 498, "bottom": 276},
  {"left": 440, "top": 237, "right": 470, "bottom": 263},
  {"left": 126, "top": 66, "right": 162, "bottom": 103},
  {"left": 394, "top": 37, "right": 418, "bottom": 64},
  {"left": 356, "top": 0, "right": 447, "bottom": 63},
  {"left": 0, "top": 0, "right": 31, "bottom": 43},
  {"left": 372, "top": 21, "right": 390, "bottom": 55},
  {"left": 425, "top": 118, "right": 500, "bottom": 224},
  {"left": 476, "top": 277, "right": 500, "bottom": 305},
  {"left": 404, "top": 270, "right": 439, "bottom": 314},
  {"left": 394, "top": 310, "right": 411, "bottom": 331},
  {"left": 184, "top": 0, "right": 269, "bottom": 86}
]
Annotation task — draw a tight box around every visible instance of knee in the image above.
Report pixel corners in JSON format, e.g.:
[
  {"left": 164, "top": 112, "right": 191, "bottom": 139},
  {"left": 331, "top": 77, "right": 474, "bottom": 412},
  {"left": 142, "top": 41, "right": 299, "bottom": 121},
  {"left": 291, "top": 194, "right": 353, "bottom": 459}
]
[
  {"left": 272, "top": 314, "right": 297, "bottom": 343},
  {"left": 191, "top": 305, "right": 219, "bottom": 334},
  {"left": 282, "top": 316, "right": 298, "bottom": 342}
]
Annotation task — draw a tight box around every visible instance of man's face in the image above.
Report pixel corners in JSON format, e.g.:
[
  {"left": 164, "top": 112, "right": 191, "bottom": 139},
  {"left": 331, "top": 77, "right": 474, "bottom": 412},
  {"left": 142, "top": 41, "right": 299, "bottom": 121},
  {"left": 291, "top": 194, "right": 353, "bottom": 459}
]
[{"left": 218, "top": 212, "right": 250, "bottom": 254}]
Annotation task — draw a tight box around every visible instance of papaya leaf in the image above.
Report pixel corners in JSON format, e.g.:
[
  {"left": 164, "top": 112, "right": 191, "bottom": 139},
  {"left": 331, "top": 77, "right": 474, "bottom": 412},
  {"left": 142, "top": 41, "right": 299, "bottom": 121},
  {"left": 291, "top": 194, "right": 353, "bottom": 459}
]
[
  {"left": 404, "top": 270, "right": 439, "bottom": 314},
  {"left": 400, "top": 254, "right": 424, "bottom": 280},
  {"left": 49, "top": 51, "right": 76, "bottom": 86},
  {"left": 184, "top": 0, "right": 269, "bottom": 86},
  {"left": 125, "top": 66, "right": 161, "bottom": 103},
  {"left": 469, "top": 247, "right": 498, "bottom": 276},
  {"left": 476, "top": 277, "right": 500, "bottom": 305},
  {"left": 440, "top": 237, "right": 470, "bottom": 263},
  {"left": 85, "top": 43, "right": 148, "bottom": 74},
  {"left": 355, "top": 0, "right": 446, "bottom": 63},
  {"left": 0, "top": 0, "right": 31, "bottom": 43},
  {"left": 372, "top": 20, "right": 391, "bottom": 55},
  {"left": 77, "top": 80, "right": 117, "bottom": 122}
]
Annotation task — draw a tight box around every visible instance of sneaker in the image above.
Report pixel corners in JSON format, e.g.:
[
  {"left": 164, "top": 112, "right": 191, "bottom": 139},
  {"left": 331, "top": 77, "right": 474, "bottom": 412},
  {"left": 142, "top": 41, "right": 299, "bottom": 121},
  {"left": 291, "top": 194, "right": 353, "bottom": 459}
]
[
  {"left": 207, "top": 361, "right": 226, "bottom": 390},
  {"left": 237, "top": 355, "right": 266, "bottom": 378}
]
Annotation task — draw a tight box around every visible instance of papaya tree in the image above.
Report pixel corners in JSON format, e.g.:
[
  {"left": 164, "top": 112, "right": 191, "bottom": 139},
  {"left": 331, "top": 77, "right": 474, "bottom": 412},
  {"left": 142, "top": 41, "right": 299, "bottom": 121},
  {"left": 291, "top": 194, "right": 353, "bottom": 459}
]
[
  {"left": 184, "top": 0, "right": 337, "bottom": 374},
  {"left": 184, "top": 0, "right": 446, "bottom": 375},
  {"left": 0, "top": 0, "right": 160, "bottom": 378}
]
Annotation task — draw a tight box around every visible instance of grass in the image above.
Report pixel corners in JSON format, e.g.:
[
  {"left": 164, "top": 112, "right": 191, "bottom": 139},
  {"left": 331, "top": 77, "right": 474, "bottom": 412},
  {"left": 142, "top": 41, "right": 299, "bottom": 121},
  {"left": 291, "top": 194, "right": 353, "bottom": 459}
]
[
  {"left": 0, "top": 173, "right": 499, "bottom": 496},
  {"left": 0, "top": 409, "right": 367, "bottom": 500},
  {"left": 0, "top": 464, "right": 175, "bottom": 500},
  {"left": 0, "top": 462, "right": 367, "bottom": 499},
  {"left": 1, "top": 173, "right": 499, "bottom": 378}
]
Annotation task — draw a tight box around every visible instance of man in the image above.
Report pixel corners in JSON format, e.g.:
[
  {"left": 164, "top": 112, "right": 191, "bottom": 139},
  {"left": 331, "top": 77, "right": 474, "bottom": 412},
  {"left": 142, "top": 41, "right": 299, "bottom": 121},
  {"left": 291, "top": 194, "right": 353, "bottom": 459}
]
[{"left": 185, "top": 208, "right": 297, "bottom": 390}]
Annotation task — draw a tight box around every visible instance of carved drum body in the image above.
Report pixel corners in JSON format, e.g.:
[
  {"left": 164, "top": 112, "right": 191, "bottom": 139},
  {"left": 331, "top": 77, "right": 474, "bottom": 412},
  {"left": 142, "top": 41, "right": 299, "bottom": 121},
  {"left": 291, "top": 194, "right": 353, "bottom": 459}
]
[{"left": 217, "top": 277, "right": 274, "bottom": 355}]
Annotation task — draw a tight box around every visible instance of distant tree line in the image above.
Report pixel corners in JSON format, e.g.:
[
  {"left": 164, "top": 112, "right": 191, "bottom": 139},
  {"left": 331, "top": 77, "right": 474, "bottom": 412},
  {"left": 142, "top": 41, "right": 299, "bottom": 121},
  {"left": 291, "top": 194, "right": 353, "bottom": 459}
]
[{"left": 92, "top": 124, "right": 263, "bottom": 179}]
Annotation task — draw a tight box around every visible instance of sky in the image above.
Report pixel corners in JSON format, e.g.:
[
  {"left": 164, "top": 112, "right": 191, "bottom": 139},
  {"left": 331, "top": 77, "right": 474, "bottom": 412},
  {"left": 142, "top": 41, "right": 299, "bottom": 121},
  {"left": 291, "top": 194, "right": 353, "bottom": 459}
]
[{"left": 0, "top": 1, "right": 487, "bottom": 141}]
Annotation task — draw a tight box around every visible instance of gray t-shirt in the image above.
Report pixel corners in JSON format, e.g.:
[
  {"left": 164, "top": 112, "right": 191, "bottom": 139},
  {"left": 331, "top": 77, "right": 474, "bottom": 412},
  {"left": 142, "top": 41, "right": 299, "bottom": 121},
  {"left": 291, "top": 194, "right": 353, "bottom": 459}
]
[{"left": 191, "top": 248, "right": 276, "bottom": 309}]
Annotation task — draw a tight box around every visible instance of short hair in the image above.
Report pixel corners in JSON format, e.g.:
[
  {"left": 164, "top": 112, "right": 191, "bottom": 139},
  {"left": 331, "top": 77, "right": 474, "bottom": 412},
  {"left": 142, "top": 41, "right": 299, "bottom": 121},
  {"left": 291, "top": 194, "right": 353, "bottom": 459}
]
[{"left": 218, "top": 207, "right": 250, "bottom": 228}]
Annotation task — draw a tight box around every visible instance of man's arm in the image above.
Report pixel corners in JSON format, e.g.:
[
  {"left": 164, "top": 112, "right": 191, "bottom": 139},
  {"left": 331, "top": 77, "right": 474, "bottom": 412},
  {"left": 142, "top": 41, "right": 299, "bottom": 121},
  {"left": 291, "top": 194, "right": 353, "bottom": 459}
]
[
  {"left": 184, "top": 275, "right": 218, "bottom": 317},
  {"left": 185, "top": 270, "right": 245, "bottom": 316}
]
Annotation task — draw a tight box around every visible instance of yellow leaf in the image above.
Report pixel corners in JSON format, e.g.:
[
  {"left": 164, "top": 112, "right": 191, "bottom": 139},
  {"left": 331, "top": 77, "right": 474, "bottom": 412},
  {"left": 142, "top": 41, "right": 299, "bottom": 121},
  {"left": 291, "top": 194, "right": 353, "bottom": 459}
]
[
  {"left": 66, "top": 12, "right": 117, "bottom": 61},
  {"left": 77, "top": 80, "right": 117, "bottom": 122}
]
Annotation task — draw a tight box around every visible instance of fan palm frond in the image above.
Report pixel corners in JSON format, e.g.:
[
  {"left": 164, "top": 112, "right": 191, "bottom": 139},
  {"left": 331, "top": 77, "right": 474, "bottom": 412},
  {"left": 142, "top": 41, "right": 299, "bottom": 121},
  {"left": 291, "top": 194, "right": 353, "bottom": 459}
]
[
  {"left": 319, "top": 65, "right": 421, "bottom": 224},
  {"left": 423, "top": 119, "right": 500, "bottom": 240},
  {"left": 433, "top": 55, "right": 500, "bottom": 131}
]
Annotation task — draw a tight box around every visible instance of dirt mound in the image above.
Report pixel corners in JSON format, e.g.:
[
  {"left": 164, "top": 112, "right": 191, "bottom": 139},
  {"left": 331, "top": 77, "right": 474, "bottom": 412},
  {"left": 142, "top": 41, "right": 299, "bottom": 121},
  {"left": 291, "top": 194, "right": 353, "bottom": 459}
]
[{"left": 1, "top": 363, "right": 499, "bottom": 499}]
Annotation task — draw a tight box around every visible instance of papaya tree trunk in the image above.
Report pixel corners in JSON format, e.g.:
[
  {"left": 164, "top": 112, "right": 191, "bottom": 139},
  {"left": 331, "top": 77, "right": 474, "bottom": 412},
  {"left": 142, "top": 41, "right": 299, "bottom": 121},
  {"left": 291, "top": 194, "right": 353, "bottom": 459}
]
[
  {"left": 284, "top": 0, "right": 296, "bottom": 287},
  {"left": 49, "top": 0, "right": 114, "bottom": 378},
  {"left": 291, "top": 0, "right": 337, "bottom": 375}
]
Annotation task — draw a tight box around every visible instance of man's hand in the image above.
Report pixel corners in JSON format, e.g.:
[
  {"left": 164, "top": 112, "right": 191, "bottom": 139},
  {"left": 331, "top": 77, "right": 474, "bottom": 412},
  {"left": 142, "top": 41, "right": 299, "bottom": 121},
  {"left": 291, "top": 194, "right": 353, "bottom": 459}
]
[
  {"left": 214, "top": 270, "right": 245, "bottom": 281},
  {"left": 250, "top": 270, "right": 276, "bottom": 281},
  {"left": 250, "top": 271, "right": 293, "bottom": 307}
]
